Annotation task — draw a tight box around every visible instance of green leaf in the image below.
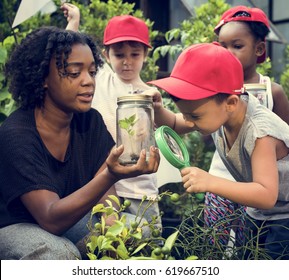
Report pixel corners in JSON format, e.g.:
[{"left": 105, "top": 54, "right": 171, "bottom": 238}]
[
  {"left": 106, "top": 220, "right": 125, "bottom": 236},
  {"left": 116, "top": 241, "right": 129, "bottom": 259},
  {"left": 131, "top": 242, "right": 148, "bottom": 255},
  {"left": 0, "top": 46, "right": 7, "bottom": 64},
  {"left": 118, "top": 119, "right": 129, "bottom": 129},
  {"left": 87, "top": 253, "right": 97, "bottom": 260},
  {"left": 186, "top": 255, "right": 199, "bottom": 260},
  {"left": 107, "top": 195, "right": 121, "bottom": 207},
  {"left": 128, "top": 114, "right": 137, "bottom": 124},
  {"left": 100, "top": 238, "right": 116, "bottom": 251},
  {"left": 105, "top": 199, "right": 113, "bottom": 208},
  {"left": 130, "top": 231, "right": 142, "bottom": 240},
  {"left": 100, "top": 256, "right": 115, "bottom": 260},
  {"left": 164, "top": 230, "right": 179, "bottom": 250},
  {"left": 86, "top": 236, "right": 99, "bottom": 253},
  {"left": 0, "top": 90, "right": 11, "bottom": 101},
  {"left": 91, "top": 203, "right": 105, "bottom": 215},
  {"left": 128, "top": 256, "right": 156, "bottom": 260}
]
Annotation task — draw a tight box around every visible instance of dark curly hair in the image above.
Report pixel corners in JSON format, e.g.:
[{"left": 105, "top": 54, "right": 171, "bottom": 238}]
[{"left": 5, "top": 26, "right": 103, "bottom": 109}]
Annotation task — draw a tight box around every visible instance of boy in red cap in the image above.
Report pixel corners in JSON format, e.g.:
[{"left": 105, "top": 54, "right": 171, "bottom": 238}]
[
  {"left": 205, "top": 5, "right": 289, "bottom": 248},
  {"left": 148, "top": 42, "right": 289, "bottom": 259},
  {"left": 62, "top": 3, "right": 181, "bottom": 233}
]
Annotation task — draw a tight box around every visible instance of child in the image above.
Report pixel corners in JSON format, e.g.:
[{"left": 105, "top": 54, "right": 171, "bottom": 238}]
[
  {"left": 0, "top": 26, "right": 159, "bottom": 259},
  {"left": 205, "top": 6, "right": 289, "bottom": 247},
  {"left": 148, "top": 42, "right": 289, "bottom": 259},
  {"left": 62, "top": 3, "right": 180, "bottom": 231}
]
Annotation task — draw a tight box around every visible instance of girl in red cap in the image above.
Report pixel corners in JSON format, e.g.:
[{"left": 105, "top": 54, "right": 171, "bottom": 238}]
[{"left": 205, "top": 6, "right": 289, "bottom": 250}]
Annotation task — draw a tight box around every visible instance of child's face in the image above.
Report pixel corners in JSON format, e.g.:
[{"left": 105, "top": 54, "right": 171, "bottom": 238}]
[
  {"left": 175, "top": 97, "right": 229, "bottom": 135},
  {"left": 44, "top": 43, "right": 96, "bottom": 113},
  {"left": 218, "top": 21, "right": 261, "bottom": 73},
  {"left": 104, "top": 42, "right": 147, "bottom": 83}
]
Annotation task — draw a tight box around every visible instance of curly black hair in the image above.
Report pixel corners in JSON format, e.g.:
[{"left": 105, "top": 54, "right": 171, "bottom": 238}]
[{"left": 5, "top": 26, "right": 103, "bottom": 109}]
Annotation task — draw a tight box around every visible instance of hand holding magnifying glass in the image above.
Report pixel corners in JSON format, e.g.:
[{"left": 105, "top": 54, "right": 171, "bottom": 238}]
[{"left": 155, "top": 126, "right": 205, "bottom": 201}]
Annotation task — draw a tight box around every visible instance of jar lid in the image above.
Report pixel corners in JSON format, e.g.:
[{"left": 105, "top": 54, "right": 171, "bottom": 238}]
[
  {"left": 244, "top": 83, "right": 266, "bottom": 90},
  {"left": 117, "top": 94, "right": 153, "bottom": 104}
]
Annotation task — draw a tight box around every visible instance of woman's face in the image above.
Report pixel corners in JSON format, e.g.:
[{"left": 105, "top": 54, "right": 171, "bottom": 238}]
[{"left": 44, "top": 43, "right": 96, "bottom": 113}]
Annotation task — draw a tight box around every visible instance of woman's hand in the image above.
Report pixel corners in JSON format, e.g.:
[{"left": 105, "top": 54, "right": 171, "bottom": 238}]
[
  {"left": 106, "top": 145, "right": 160, "bottom": 181},
  {"left": 61, "top": 2, "right": 80, "bottom": 31}
]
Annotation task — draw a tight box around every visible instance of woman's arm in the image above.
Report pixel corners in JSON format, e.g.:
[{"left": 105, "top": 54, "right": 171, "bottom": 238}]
[{"left": 21, "top": 145, "right": 159, "bottom": 235}]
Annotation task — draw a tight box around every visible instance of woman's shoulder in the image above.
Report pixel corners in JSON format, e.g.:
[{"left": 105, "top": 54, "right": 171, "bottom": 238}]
[{"left": 0, "top": 109, "right": 34, "bottom": 133}]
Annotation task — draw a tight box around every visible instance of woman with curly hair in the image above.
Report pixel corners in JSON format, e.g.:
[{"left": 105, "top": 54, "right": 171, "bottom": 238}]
[{"left": 0, "top": 26, "right": 159, "bottom": 260}]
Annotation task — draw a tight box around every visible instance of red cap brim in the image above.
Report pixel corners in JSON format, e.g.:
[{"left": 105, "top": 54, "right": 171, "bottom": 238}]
[
  {"left": 148, "top": 76, "right": 218, "bottom": 100},
  {"left": 104, "top": 36, "right": 152, "bottom": 48}
]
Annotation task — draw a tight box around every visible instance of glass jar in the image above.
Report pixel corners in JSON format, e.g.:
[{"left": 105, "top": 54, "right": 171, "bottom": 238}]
[
  {"left": 245, "top": 83, "right": 267, "bottom": 107},
  {"left": 116, "top": 95, "right": 155, "bottom": 165}
]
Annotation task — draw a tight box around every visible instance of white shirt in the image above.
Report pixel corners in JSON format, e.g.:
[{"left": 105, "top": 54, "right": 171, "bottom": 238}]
[{"left": 92, "top": 64, "right": 181, "bottom": 199}]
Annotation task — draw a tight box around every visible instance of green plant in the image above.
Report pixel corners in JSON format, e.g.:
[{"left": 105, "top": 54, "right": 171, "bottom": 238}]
[
  {"left": 85, "top": 193, "right": 198, "bottom": 260},
  {"left": 118, "top": 113, "right": 141, "bottom": 162},
  {"left": 0, "top": 35, "right": 19, "bottom": 124},
  {"left": 280, "top": 45, "right": 289, "bottom": 98}
]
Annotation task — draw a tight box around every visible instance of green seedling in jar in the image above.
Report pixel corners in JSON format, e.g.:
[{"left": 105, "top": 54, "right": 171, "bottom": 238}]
[{"left": 118, "top": 114, "right": 140, "bottom": 162}]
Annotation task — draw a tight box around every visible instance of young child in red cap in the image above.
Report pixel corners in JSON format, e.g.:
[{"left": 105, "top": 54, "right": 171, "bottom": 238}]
[
  {"left": 61, "top": 3, "right": 181, "bottom": 233},
  {"left": 148, "top": 42, "right": 289, "bottom": 259},
  {"left": 205, "top": 6, "right": 289, "bottom": 248}
]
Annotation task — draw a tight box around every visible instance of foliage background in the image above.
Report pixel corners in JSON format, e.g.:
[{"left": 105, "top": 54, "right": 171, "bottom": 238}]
[{"left": 1, "top": 0, "right": 289, "bottom": 124}]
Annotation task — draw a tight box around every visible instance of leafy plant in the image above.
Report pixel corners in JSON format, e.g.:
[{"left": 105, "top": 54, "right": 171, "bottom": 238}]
[
  {"left": 118, "top": 113, "right": 140, "bottom": 162},
  {"left": 85, "top": 194, "right": 197, "bottom": 260},
  {"left": 0, "top": 35, "right": 19, "bottom": 124},
  {"left": 118, "top": 114, "right": 138, "bottom": 138},
  {"left": 280, "top": 45, "right": 289, "bottom": 98}
]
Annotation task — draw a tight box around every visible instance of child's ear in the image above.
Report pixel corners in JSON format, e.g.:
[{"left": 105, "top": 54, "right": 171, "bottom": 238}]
[
  {"left": 226, "top": 95, "right": 239, "bottom": 112},
  {"left": 256, "top": 41, "right": 266, "bottom": 58}
]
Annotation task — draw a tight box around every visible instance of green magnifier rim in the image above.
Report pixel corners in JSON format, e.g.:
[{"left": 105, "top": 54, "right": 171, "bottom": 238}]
[{"left": 155, "top": 125, "right": 190, "bottom": 170}]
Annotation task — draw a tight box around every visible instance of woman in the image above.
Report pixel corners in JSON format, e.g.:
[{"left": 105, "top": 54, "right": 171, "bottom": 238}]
[{"left": 0, "top": 26, "right": 159, "bottom": 260}]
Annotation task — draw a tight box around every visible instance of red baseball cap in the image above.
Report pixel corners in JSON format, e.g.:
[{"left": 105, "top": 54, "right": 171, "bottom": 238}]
[
  {"left": 214, "top": 6, "right": 270, "bottom": 63},
  {"left": 148, "top": 42, "right": 244, "bottom": 100},
  {"left": 103, "top": 15, "right": 152, "bottom": 48}
]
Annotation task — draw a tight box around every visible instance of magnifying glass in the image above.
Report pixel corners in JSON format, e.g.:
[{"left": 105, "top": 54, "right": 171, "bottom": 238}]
[{"left": 155, "top": 125, "right": 205, "bottom": 201}]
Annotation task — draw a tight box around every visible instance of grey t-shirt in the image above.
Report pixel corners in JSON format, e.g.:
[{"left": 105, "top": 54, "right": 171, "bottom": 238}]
[{"left": 212, "top": 93, "right": 289, "bottom": 220}]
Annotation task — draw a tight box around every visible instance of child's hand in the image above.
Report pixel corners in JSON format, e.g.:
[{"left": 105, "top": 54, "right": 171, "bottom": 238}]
[
  {"left": 106, "top": 145, "right": 160, "bottom": 181},
  {"left": 141, "top": 88, "right": 163, "bottom": 112},
  {"left": 181, "top": 166, "right": 211, "bottom": 194},
  {"left": 61, "top": 3, "right": 80, "bottom": 31}
]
